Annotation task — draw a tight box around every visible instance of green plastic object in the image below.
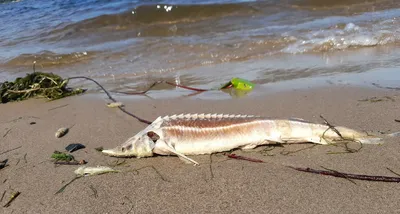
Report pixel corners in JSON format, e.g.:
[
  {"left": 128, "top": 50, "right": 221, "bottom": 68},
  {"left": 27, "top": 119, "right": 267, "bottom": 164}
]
[{"left": 220, "top": 78, "right": 254, "bottom": 91}]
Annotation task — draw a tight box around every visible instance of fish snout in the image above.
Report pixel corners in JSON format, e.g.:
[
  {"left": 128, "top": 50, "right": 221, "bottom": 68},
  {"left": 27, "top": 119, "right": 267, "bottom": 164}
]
[{"left": 101, "top": 146, "right": 126, "bottom": 157}]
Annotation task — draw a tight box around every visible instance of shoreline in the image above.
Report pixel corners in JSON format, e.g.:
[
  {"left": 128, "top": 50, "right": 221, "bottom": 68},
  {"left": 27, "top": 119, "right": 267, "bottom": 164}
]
[
  {"left": 3, "top": 50, "right": 400, "bottom": 101},
  {"left": 1, "top": 85, "right": 400, "bottom": 213},
  {"left": 61, "top": 65, "right": 400, "bottom": 101}
]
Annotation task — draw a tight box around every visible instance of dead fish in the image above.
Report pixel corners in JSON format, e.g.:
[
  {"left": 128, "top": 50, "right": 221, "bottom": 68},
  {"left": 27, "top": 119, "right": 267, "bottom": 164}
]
[
  {"left": 102, "top": 113, "right": 383, "bottom": 165},
  {"left": 74, "top": 166, "right": 119, "bottom": 176},
  {"left": 55, "top": 128, "right": 69, "bottom": 138},
  {"left": 107, "top": 102, "right": 124, "bottom": 108}
]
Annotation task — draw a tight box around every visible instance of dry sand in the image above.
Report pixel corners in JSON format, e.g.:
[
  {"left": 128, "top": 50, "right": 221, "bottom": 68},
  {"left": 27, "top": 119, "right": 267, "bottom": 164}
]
[{"left": 0, "top": 85, "right": 400, "bottom": 213}]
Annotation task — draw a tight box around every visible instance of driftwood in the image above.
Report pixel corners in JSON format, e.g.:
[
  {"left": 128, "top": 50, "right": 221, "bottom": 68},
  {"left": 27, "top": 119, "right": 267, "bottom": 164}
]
[{"left": 288, "top": 166, "right": 400, "bottom": 183}]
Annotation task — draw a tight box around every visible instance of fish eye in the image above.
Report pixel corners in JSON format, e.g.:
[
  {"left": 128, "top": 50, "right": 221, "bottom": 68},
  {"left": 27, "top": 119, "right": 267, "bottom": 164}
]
[
  {"left": 147, "top": 131, "right": 160, "bottom": 142},
  {"left": 121, "top": 147, "right": 126, "bottom": 152}
]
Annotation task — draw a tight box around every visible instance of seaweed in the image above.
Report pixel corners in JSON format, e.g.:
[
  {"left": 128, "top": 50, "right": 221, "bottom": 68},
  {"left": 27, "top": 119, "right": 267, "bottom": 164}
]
[
  {"left": 0, "top": 72, "right": 85, "bottom": 103},
  {"left": 51, "top": 151, "right": 75, "bottom": 162}
]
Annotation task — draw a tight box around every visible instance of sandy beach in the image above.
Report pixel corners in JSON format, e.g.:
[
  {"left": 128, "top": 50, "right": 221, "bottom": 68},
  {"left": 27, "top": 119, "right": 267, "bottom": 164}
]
[{"left": 1, "top": 85, "right": 400, "bottom": 213}]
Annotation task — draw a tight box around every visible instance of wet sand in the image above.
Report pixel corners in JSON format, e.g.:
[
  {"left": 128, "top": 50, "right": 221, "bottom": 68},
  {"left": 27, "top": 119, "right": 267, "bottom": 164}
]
[{"left": 0, "top": 85, "right": 400, "bottom": 213}]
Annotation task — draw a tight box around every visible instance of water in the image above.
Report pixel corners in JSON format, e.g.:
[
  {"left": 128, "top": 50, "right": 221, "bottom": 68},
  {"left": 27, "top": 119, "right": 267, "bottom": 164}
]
[{"left": 1, "top": 0, "right": 400, "bottom": 98}]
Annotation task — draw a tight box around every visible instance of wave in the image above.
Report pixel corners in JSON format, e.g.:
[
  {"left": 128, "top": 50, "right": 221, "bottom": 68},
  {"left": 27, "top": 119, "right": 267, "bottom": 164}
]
[
  {"left": 282, "top": 20, "right": 400, "bottom": 54},
  {"left": 0, "top": 0, "right": 21, "bottom": 4},
  {"left": 4, "top": 51, "right": 94, "bottom": 67},
  {"left": 292, "top": 0, "right": 395, "bottom": 10},
  {"left": 2, "top": 0, "right": 400, "bottom": 72},
  {"left": 41, "top": 2, "right": 260, "bottom": 42}
]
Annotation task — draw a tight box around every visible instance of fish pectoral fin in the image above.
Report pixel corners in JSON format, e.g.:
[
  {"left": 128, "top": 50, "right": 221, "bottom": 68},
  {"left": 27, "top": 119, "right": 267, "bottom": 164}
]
[
  {"left": 178, "top": 156, "right": 196, "bottom": 165},
  {"left": 264, "top": 136, "right": 285, "bottom": 144},
  {"left": 156, "top": 140, "right": 199, "bottom": 166}
]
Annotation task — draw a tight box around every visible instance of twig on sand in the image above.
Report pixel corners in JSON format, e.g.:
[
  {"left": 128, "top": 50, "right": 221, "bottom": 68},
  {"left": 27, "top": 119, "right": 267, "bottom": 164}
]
[
  {"left": 89, "top": 185, "right": 98, "bottom": 198},
  {"left": 0, "top": 146, "right": 22, "bottom": 156},
  {"left": 0, "top": 190, "right": 5, "bottom": 202},
  {"left": 224, "top": 153, "right": 264, "bottom": 163},
  {"left": 124, "top": 196, "right": 134, "bottom": 214},
  {"left": 3, "top": 191, "right": 20, "bottom": 208},
  {"left": 287, "top": 166, "right": 400, "bottom": 183},
  {"left": 2, "top": 128, "right": 11, "bottom": 138},
  {"left": 128, "top": 166, "right": 169, "bottom": 182},
  {"left": 48, "top": 104, "right": 69, "bottom": 111},
  {"left": 386, "top": 167, "right": 400, "bottom": 177},
  {"left": 55, "top": 176, "right": 82, "bottom": 195}
]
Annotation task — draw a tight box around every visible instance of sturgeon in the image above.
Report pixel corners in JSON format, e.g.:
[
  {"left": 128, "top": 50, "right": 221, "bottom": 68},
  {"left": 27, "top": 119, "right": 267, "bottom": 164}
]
[{"left": 102, "top": 113, "right": 383, "bottom": 165}]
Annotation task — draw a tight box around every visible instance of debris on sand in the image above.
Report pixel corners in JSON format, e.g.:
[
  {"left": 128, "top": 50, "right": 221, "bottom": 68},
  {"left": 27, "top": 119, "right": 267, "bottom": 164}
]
[
  {"left": 107, "top": 102, "right": 124, "bottom": 108},
  {"left": 55, "top": 127, "right": 69, "bottom": 138},
  {"left": 3, "top": 191, "right": 20, "bottom": 208},
  {"left": 51, "top": 151, "right": 75, "bottom": 162},
  {"left": 74, "top": 166, "right": 119, "bottom": 176},
  {"left": 65, "top": 143, "right": 85, "bottom": 153},
  {"left": 0, "top": 159, "right": 8, "bottom": 170},
  {"left": 0, "top": 72, "right": 84, "bottom": 103}
]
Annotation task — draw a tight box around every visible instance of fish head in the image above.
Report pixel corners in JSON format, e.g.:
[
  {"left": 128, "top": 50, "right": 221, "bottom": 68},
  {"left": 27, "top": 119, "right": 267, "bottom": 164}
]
[{"left": 102, "top": 133, "right": 155, "bottom": 158}]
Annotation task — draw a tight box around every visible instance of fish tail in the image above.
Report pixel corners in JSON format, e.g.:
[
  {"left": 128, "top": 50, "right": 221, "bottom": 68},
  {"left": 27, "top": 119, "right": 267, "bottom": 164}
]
[
  {"left": 355, "top": 137, "right": 383, "bottom": 144},
  {"left": 330, "top": 126, "right": 384, "bottom": 144}
]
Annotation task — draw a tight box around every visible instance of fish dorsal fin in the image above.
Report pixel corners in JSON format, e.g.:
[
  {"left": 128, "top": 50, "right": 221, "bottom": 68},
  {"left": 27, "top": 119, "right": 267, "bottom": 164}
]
[
  {"left": 289, "top": 117, "right": 312, "bottom": 123},
  {"left": 162, "top": 113, "right": 258, "bottom": 121}
]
